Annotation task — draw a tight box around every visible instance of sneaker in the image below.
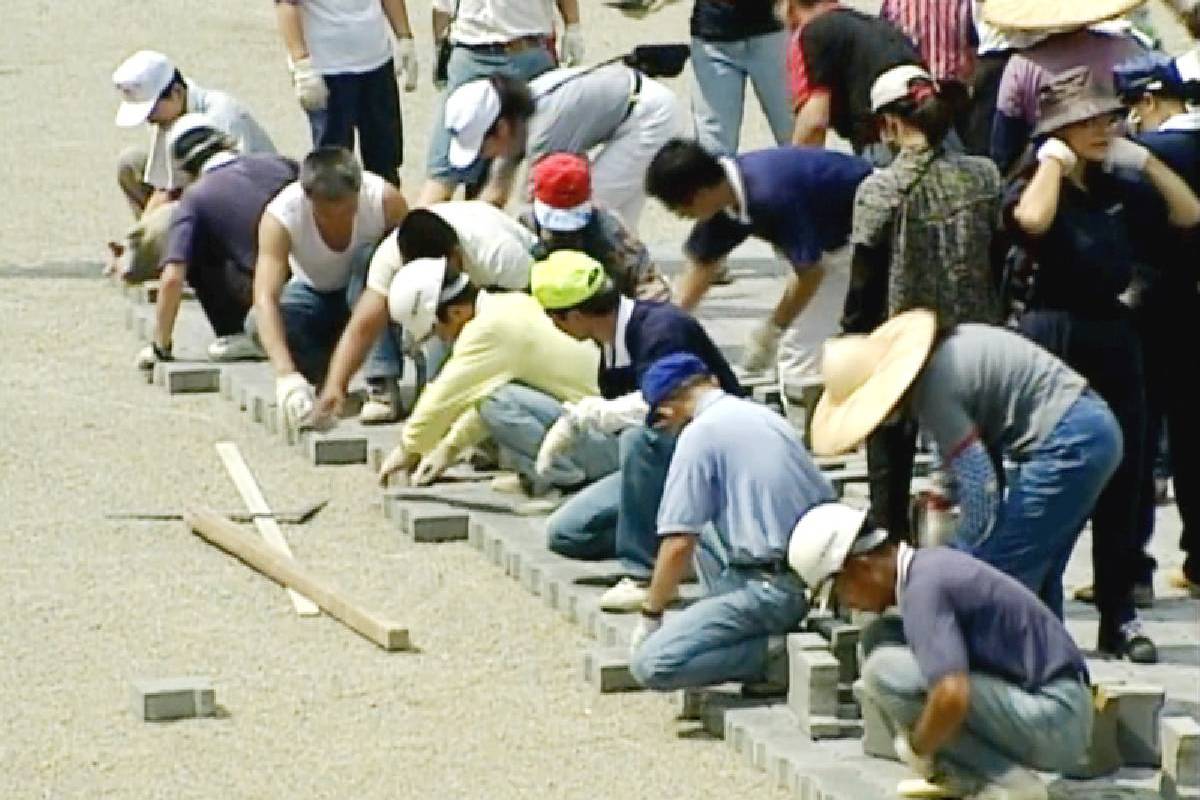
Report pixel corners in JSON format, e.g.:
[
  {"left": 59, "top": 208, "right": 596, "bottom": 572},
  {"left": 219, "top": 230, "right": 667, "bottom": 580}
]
[
  {"left": 490, "top": 473, "right": 527, "bottom": 496},
  {"left": 1168, "top": 567, "right": 1200, "bottom": 597},
  {"left": 599, "top": 577, "right": 649, "bottom": 612},
  {"left": 896, "top": 778, "right": 960, "bottom": 799},
  {"left": 359, "top": 381, "right": 400, "bottom": 425},
  {"left": 969, "top": 766, "right": 1047, "bottom": 800},
  {"left": 514, "top": 490, "right": 563, "bottom": 516},
  {"left": 207, "top": 334, "right": 265, "bottom": 362},
  {"left": 1098, "top": 621, "right": 1158, "bottom": 664}
]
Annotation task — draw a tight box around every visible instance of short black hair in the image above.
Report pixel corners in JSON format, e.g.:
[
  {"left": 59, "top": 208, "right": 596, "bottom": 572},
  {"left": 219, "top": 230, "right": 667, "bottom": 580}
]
[
  {"left": 436, "top": 268, "right": 479, "bottom": 322},
  {"left": 644, "top": 139, "right": 726, "bottom": 209},
  {"left": 159, "top": 69, "right": 186, "bottom": 100},
  {"left": 397, "top": 209, "right": 460, "bottom": 262},
  {"left": 548, "top": 284, "right": 622, "bottom": 318},
  {"left": 488, "top": 73, "right": 536, "bottom": 136}
]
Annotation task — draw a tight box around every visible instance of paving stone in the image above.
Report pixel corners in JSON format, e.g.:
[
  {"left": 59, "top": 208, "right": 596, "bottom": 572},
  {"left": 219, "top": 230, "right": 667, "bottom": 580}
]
[
  {"left": 1065, "top": 685, "right": 1122, "bottom": 779},
  {"left": 827, "top": 624, "right": 861, "bottom": 683},
  {"left": 131, "top": 677, "right": 216, "bottom": 721},
  {"left": 788, "top": 644, "right": 840, "bottom": 736},
  {"left": 1162, "top": 774, "right": 1200, "bottom": 800},
  {"left": 404, "top": 509, "right": 469, "bottom": 543},
  {"left": 1162, "top": 716, "right": 1200, "bottom": 787},
  {"left": 1109, "top": 683, "right": 1166, "bottom": 767},
  {"left": 583, "top": 647, "right": 642, "bottom": 693},
  {"left": 153, "top": 362, "right": 221, "bottom": 394},
  {"left": 467, "top": 520, "right": 486, "bottom": 551},
  {"left": 852, "top": 679, "right": 898, "bottom": 761},
  {"left": 788, "top": 632, "right": 830, "bottom": 652},
  {"left": 305, "top": 432, "right": 369, "bottom": 466}
]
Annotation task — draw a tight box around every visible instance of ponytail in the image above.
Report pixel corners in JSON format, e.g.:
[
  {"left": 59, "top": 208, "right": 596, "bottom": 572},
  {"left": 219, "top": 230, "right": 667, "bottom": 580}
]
[{"left": 882, "top": 79, "right": 970, "bottom": 147}]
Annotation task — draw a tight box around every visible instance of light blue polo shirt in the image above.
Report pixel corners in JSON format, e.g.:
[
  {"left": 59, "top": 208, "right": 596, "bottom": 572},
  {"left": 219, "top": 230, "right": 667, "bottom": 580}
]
[{"left": 656, "top": 390, "right": 836, "bottom": 565}]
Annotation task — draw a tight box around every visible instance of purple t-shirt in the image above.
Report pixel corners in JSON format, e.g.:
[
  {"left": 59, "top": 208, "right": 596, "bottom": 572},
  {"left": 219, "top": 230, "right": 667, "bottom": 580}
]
[
  {"left": 997, "top": 30, "right": 1145, "bottom": 124},
  {"left": 161, "top": 154, "right": 298, "bottom": 275},
  {"left": 901, "top": 547, "right": 1088, "bottom": 691}
]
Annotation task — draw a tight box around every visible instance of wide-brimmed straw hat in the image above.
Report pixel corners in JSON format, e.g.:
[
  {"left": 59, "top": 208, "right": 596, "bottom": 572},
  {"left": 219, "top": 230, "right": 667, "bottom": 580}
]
[
  {"left": 1034, "top": 66, "right": 1124, "bottom": 136},
  {"left": 982, "top": 0, "right": 1146, "bottom": 32},
  {"left": 810, "top": 310, "right": 938, "bottom": 457}
]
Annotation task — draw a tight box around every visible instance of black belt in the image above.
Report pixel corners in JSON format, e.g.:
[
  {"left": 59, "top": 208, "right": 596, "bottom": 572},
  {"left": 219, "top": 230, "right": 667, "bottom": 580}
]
[
  {"left": 456, "top": 36, "right": 548, "bottom": 55},
  {"left": 730, "top": 560, "right": 790, "bottom": 575}
]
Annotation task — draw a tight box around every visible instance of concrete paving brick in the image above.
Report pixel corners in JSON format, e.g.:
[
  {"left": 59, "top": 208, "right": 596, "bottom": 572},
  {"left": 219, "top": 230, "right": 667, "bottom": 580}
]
[
  {"left": 695, "top": 689, "right": 776, "bottom": 738},
  {"left": 154, "top": 362, "right": 221, "bottom": 394},
  {"left": 404, "top": 509, "right": 469, "bottom": 543},
  {"left": 505, "top": 549, "right": 521, "bottom": 579},
  {"left": 1162, "top": 716, "right": 1200, "bottom": 786},
  {"left": 1109, "top": 683, "right": 1166, "bottom": 767},
  {"left": 788, "top": 647, "right": 840, "bottom": 729},
  {"left": 305, "top": 432, "right": 369, "bottom": 466},
  {"left": 583, "top": 647, "right": 642, "bottom": 693},
  {"left": 828, "top": 624, "right": 860, "bottom": 683},
  {"left": 1163, "top": 774, "right": 1200, "bottom": 800},
  {"left": 467, "top": 520, "right": 486, "bottom": 551},
  {"left": 788, "top": 632, "right": 830, "bottom": 652},
  {"left": 851, "top": 680, "right": 898, "bottom": 761},
  {"left": 1065, "top": 687, "right": 1122, "bottom": 779},
  {"left": 131, "top": 677, "right": 216, "bottom": 721}
]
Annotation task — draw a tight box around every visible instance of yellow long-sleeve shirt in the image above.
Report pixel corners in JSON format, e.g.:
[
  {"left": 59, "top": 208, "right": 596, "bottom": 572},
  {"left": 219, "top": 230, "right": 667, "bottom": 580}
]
[{"left": 402, "top": 291, "right": 601, "bottom": 455}]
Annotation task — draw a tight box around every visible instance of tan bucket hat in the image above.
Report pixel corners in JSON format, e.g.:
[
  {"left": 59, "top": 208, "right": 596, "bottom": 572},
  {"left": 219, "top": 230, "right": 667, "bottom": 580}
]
[
  {"left": 981, "top": 0, "right": 1147, "bottom": 32},
  {"left": 810, "top": 309, "right": 938, "bottom": 457},
  {"left": 1033, "top": 66, "right": 1125, "bottom": 136}
]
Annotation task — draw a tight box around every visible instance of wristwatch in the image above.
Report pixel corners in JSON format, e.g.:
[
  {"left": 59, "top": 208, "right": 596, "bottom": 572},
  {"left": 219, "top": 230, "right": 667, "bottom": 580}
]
[{"left": 639, "top": 603, "right": 663, "bottom": 620}]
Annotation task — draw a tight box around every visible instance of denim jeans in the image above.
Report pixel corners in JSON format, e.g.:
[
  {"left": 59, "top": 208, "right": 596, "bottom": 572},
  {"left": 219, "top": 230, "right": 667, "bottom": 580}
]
[
  {"left": 955, "top": 391, "right": 1122, "bottom": 619},
  {"left": 477, "top": 383, "right": 619, "bottom": 492},
  {"left": 308, "top": 61, "right": 403, "bottom": 186},
  {"left": 425, "top": 44, "right": 556, "bottom": 183},
  {"left": 859, "top": 644, "right": 1092, "bottom": 794},
  {"left": 631, "top": 557, "right": 809, "bottom": 690},
  {"left": 690, "top": 32, "right": 792, "bottom": 155},
  {"left": 246, "top": 245, "right": 403, "bottom": 388},
  {"left": 545, "top": 425, "right": 675, "bottom": 577}
]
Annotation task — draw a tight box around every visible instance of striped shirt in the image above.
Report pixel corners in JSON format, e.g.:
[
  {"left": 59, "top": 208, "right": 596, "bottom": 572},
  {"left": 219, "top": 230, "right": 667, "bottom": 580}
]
[{"left": 880, "top": 0, "right": 975, "bottom": 82}]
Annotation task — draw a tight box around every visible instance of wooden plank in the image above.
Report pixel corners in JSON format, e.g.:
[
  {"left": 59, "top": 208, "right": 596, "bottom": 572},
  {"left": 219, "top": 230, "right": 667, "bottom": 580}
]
[
  {"left": 214, "top": 442, "right": 320, "bottom": 616},
  {"left": 183, "top": 508, "right": 410, "bottom": 652}
]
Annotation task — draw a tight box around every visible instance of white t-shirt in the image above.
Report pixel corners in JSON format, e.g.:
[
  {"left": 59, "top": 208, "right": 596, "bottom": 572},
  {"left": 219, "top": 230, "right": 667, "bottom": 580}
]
[
  {"left": 366, "top": 201, "right": 536, "bottom": 296},
  {"left": 298, "top": 0, "right": 392, "bottom": 75},
  {"left": 145, "top": 81, "right": 277, "bottom": 191},
  {"left": 266, "top": 172, "right": 389, "bottom": 292},
  {"left": 432, "top": 0, "right": 555, "bottom": 45}
]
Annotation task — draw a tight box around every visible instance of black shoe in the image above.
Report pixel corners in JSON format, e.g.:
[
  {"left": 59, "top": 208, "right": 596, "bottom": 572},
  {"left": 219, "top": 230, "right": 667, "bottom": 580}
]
[{"left": 1098, "top": 622, "right": 1159, "bottom": 664}]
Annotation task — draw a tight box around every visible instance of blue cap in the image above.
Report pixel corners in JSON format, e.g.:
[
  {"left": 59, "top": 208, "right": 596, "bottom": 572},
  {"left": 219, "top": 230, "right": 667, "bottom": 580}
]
[
  {"left": 1113, "top": 53, "right": 1195, "bottom": 102},
  {"left": 640, "top": 352, "right": 712, "bottom": 425}
]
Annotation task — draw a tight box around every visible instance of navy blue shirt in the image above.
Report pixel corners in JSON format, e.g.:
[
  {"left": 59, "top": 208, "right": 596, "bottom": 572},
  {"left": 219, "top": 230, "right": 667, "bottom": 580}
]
[
  {"left": 598, "top": 297, "right": 743, "bottom": 400},
  {"left": 901, "top": 546, "right": 1089, "bottom": 691},
  {"left": 1132, "top": 124, "right": 1200, "bottom": 297},
  {"left": 685, "top": 148, "right": 872, "bottom": 270},
  {"left": 691, "top": 0, "right": 781, "bottom": 42}
]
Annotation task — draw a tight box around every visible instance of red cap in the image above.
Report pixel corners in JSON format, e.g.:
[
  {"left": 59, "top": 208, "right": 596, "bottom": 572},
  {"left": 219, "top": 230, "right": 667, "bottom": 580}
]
[{"left": 531, "top": 152, "right": 591, "bottom": 209}]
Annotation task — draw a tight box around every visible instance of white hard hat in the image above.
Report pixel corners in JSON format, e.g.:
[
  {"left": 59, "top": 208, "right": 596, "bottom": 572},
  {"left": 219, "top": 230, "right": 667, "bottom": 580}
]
[
  {"left": 787, "top": 503, "right": 870, "bottom": 589},
  {"left": 387, "top": 257, "right": 472, "bottom": 341},
  {"left": 165, "top": 113, "right": 225, "bottom": 170}
]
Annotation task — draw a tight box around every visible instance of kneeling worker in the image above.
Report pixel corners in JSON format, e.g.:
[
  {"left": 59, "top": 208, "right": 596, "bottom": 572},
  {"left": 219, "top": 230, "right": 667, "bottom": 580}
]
[
  {"left": 378, "top": 259, "right": 616, "bottom": 496},
  {"left": 627, "top": 353, "right": 844, "bottom": 692},
  {"left": 790, "top": 516, "right": 1094, "bottom": 799}
]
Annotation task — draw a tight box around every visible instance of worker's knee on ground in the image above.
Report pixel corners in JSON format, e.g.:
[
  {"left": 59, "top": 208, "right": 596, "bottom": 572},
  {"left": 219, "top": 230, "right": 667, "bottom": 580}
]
[
  {"left": 629, "top": 645, "right": 669, "bottom": 689},
  {"left": 544, "top": 512, "right": 577, "bottom": 557}
]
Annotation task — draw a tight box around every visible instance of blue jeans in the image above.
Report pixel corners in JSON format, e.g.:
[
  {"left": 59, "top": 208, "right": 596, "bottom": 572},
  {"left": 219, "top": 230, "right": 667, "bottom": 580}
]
[
  {"left": 955, "top": 392, "right": 1122, "bottom": 619},
  {"left": 477, "top": 384, "right": 619, "bottom": 492},
  {"left": 631, "top": 556, "right": 809, "bottom": 690},
  {"left": 860, "top": 645, "right": 1092, "bottom": 794},
  {"left": 308, "top": 61, "right": 403, "bottom": 186},
  {"left": 690, "top": 32, "right": 792, "bottom": 155},
  {"left": 425, "top": 44, "right": 556, "bottom": 183},
  {"left": 545, "top": 425, "right": 675, "bottom": 577},
  {"left": 246, "top": 245, "right": 403, "bottom": 388}
]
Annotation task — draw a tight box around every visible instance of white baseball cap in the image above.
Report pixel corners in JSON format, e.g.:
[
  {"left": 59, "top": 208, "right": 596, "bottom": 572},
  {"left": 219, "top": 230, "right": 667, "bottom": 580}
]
[
  {"left": 113, "top": 50, "right": 177, "bottom": 127},
  {"left": 445, "top": 79, "right": 502, "bottom": 169},
  {"left": 870, "top": 64, "right": 934, "bottom": 113}
]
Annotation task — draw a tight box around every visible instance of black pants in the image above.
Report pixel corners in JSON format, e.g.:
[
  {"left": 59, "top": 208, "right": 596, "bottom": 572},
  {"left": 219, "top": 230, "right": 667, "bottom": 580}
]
[
  {"left": 1021, "top": 310, "right": 1146, "bottom": 633},
  {"left": 867, "top": 418, "right": 919, "bottom": 540},
  {"left": 308, "top": 61, "right": 403, "bottom": 186},
  {"left": 190, "top": 260, "right": 253, "bottom": 337},
  {"left": 963, "top": 52, "right": 1011, "bottom": 158},
  {"left": 1136, "top": 290, "right": 1200, "bottom": 582}
]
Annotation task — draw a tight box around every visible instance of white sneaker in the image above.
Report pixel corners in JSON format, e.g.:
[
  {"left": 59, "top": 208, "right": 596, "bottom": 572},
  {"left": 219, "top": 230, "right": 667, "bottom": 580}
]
[
  {"left": 896, "top": 778, "right": 960, "bottom": 799},
  {"left": 359, "top": 382, "right": 400, "bottom": 424},
  {"left": 208, "top": 334, "right": 264, "bottom": 362},
  {"left": 970, "top": 767, "right": 1047, "bottom": 800},
  {"left": 490, "top": 473, "right": 526, "bottom": 495},
  {"left": 514, "top": 490, "right": 563, "bottom": 516},
  {"left": 599, "top": 577, "right": 648, "bottom": 612}
]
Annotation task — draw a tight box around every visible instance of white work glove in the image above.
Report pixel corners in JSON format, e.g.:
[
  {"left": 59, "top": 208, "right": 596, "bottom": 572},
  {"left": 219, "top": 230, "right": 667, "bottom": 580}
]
[
  {"left": 742, "top": 320, "right": 784, "bottom": 374},
  {"left": 412, "top": 442, "right": 456, "bottom": 486},
  {"left": 393, "top": 36, "right": 418, "bottom": 92},
  {"left": 378, "top": 443, "right": 418, "bottom": 486},
  {"left": 565, "top": 393, "right": 649, "bottom": 435},
  {"left": 1104, "top": 137, "right": 1152, "bottom": 172},
  {"left": 559, "top": 24, "right": 585, "bottom": 67},
  {"left": 1036, "top": 138, "right": 1078, "bottom": 172},
  {"left": 535, "top": 415, "right": 578, "bottom": 476},
  {"left": 629, "top": 612, "right": 662, "bottom": 655},
  {"left": 894, "top": 732, "right": 934, "bottom": 778},
  {"left": 135, "top": 342, "right": 171, "bottom": 371},
  {"left": 289, "top": 56, "right": 328, "bottom": 112},
  {"left": 276, "top": 372, "right": 317, "bottom": 430}
]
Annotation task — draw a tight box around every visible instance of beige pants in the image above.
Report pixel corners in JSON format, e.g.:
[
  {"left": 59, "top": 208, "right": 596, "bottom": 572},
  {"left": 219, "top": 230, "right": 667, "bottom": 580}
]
[{"left": 115, "top": 146, "right": 175, "bottom": 283}]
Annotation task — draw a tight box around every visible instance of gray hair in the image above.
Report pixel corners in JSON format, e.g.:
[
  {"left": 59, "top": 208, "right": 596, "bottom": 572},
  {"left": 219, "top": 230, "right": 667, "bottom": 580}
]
[{"left": 299, "top": 146, "right": 362, "bottom": 200}]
